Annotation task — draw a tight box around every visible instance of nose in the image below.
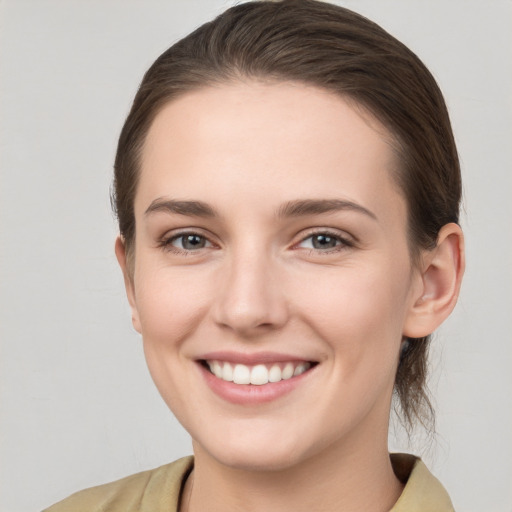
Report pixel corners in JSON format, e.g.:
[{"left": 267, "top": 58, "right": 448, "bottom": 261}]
[{"left": 212, "top": 249, "right": 289, "bottom": 337}]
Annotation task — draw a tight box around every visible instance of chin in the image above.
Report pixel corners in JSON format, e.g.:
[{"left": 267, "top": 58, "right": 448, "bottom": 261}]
[
  {"left": 207, "top": 443, "right": 306, "bottom": 473},
  {"left": 191, "top": 420, "right": 328, "bottom": 473}
]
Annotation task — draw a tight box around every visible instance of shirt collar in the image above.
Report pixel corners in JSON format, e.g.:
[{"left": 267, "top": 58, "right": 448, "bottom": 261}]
[{"left": 390, "top": 453, "right": 455, "bottom": 511}]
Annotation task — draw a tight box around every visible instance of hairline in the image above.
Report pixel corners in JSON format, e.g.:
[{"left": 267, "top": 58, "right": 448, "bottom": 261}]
[{"left": 122, "top": 74, "right": 422, "bottom": 274}]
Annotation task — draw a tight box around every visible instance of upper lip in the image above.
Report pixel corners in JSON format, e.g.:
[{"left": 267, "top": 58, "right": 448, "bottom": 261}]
[{"left": 198, "top": 351, "right": 316, "bottom": 365}]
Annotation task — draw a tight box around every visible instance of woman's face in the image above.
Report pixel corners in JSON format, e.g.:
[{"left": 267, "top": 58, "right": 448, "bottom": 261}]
[{"left": 123, "top": 81, "right": 425, "bottom": 471}]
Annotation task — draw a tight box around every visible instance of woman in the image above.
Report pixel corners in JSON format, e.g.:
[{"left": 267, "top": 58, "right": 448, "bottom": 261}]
[{"left": 45, "top": 0, "right": 464, "bottom": 510}]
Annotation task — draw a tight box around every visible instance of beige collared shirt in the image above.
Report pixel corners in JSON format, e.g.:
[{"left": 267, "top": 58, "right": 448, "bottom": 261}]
[{"left": 44, "top": 454, "right": 454, "bottom": 511}]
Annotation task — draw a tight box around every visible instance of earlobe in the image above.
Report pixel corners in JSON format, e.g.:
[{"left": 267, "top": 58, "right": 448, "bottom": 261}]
[
  {"left": 115, "top": 236, "right": 142, "bottom": 334},
  {"left": 403, "top": 223, "right": 465, "bottom": 338}
]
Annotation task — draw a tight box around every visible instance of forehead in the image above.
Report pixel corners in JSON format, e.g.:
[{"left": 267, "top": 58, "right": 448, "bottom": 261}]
[{"left": 137, "top": 81, "right": 403, "bottom": 220}]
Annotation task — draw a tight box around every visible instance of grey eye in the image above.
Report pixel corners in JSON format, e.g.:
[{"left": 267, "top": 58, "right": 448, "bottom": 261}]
[
  {"left": 299, "top": 234, "right": 341, "bottom": 250},
  {"left": 173, "top": 234, "right": 210, "bottom": 250},
  {"left": 311, "top": 234, "right": 338, "bottom": 249}
]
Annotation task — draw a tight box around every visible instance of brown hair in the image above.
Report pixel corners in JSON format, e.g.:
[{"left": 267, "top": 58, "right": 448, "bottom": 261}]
[{"left": 112, "top": 0, "right": 461, "bottom": 431}]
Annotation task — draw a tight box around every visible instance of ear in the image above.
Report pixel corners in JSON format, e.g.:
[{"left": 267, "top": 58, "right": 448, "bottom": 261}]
[
  {"left": 403, "top": 223, "right": 465, "bottom": 338},
  {"left": 115, "top": 236, "right": 142, "bottom": 333}
]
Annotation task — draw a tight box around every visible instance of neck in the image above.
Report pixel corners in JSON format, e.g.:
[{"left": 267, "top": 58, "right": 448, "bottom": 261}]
[{"left": 184, "top": 421, "right": 403, "bottom": 512}]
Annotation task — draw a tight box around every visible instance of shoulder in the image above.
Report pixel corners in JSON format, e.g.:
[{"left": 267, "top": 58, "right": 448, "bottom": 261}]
[
  {"left": 43, "top": 456, "right": 193, "bottom": 512},
  {"left": 390, "top": 453, "right": 455, "bottom": 512}
]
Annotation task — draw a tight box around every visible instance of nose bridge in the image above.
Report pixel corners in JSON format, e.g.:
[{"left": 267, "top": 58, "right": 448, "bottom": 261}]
[{"left": 213, "top": 241, "right": 288, "bottom": 334}]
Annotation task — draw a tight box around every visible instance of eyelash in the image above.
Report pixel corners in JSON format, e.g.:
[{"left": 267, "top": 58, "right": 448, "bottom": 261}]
[
  {"left": 158, "top": 231, "right": 214, "bottom": 255},
  {"left": 159, "top": 228, "right": 354, "bottom": 256},
  {"left": 295, "top": 230, "right": 354, "bottom": 254}
]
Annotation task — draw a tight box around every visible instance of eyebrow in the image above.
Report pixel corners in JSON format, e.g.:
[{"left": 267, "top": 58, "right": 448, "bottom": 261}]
[
  {"left": 145, "top": 198, "right": 217, "bottom": 217},
  {"left": 144, "top": 197, "right": 377, "bottom": 221},
  {"left": 277, "top": 199, "right": 377, "bottom": 220}
]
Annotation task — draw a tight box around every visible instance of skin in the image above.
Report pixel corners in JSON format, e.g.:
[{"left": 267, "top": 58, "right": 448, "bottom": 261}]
[{"left": 116, "top": 81, "right": 464, "bottom": 512}]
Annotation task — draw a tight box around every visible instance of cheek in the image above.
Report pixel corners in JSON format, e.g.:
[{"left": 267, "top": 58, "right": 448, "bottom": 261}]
[
  {"left": 292, "top": 264, "right": 411, "bottom": 373},
  {"left": 134, "top": 264, "right": 212, "bottom": 342},
  {"left": 133, "top": 266, "right": 214, "bottom": 418}
]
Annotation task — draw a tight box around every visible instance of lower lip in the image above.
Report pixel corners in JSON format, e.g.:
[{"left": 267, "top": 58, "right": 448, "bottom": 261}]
[{"left": 198, "top": 363, "right": 314, "bottom": 405}]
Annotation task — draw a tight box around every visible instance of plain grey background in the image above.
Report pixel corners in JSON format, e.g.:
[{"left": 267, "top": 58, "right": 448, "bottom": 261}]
[{"left": 1, "top": 1, "right": 511, "bottom": 511}]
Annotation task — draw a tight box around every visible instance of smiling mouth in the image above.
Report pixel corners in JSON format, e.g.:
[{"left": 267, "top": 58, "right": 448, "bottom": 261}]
[{"left": 202, "top": 360, "right": 316, "bottom": 386}]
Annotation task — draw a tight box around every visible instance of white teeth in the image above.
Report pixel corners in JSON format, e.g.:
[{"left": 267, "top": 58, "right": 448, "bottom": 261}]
[
  {"left": 250, "top": 364, "right": 269, "bottom": 385},
  {"left": 222, "top": 362, "right": 233, "bottom": 382},
  {"left": 281, "top": 362, "right": 294, "bottom": 380},
  {"left": 294, "top": 362, "right": 308, "bottom": 376},
  {"left": 233, "top": 364, "right": 251, "bottom": 384},
  {"left": 207, "top": 360, "right": 312, "bottom": 385},
  {"left": 268, "top": 364, "right": 282, "bottom": 382},
  {"left": 211, "top": 361, "right": 223, "bottom": 378}
]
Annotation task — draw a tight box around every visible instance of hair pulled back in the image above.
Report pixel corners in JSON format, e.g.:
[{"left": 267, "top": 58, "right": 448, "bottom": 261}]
[{"left": 113, "top": 0, "right": 461, "bottom": 431}]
